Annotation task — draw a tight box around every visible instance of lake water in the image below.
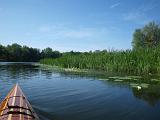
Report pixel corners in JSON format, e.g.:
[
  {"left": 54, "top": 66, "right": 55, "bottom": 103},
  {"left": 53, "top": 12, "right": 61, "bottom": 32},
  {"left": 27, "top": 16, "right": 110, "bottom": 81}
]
[{"left": 0, "top": 62, "right": 160, "bottom": 120}]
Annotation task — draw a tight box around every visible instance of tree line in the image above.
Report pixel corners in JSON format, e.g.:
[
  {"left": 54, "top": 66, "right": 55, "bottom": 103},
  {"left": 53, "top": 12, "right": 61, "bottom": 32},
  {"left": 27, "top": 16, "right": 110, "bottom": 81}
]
[{"left": 0, "top": 43, "right": 62, "bottom": 62}]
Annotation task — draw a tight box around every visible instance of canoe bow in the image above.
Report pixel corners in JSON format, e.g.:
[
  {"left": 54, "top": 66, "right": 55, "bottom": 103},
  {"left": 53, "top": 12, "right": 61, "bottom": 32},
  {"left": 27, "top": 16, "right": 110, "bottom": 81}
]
[{"left": 0, "top": 84, "right": 39, "bottom": 120}]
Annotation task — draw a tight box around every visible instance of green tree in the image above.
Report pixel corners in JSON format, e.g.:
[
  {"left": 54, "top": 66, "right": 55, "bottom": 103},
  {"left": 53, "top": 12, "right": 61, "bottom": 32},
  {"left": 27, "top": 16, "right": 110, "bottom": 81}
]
[
  {"left": 6, "top": 43, "right": 23, "bottom": 61},
  {"left": 132, "top": 22, "right": 160, "bottom": 49},
  {"left": 41, "top": 47, "right": 54, "bottom": 58},
  {"left": 41, "top": 47, "right": 62, "bottom": 58},
  {"left": 21, "top": 46, "right": 30, "bottom": 61},
  {"left": 0, "top": 44, "right": 8, "bottom": 61}
]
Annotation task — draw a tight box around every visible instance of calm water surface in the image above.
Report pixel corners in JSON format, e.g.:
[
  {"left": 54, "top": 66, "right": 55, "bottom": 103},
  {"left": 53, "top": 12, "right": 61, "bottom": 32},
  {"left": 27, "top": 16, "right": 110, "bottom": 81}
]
[{"left": 0, "top": 62, "right": 160, "bottom": 120}]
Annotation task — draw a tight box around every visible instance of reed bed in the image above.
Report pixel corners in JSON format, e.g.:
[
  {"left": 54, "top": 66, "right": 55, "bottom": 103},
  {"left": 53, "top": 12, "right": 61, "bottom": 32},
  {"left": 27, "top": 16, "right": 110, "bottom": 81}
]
[{"left": 40, "top": 48, "right": 160, "bottom": 75}]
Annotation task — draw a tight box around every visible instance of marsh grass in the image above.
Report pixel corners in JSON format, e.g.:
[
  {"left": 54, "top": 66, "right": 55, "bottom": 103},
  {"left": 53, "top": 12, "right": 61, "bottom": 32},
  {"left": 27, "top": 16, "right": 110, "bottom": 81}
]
[{"left": 40, "top": 48, "right": 160, "bottom": 75}]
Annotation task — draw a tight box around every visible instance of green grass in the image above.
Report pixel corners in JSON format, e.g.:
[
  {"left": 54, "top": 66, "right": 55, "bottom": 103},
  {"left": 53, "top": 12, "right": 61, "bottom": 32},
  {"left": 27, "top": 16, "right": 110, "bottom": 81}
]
[{"left": 40, "top": 48, "right": 160, "bottom": 75}]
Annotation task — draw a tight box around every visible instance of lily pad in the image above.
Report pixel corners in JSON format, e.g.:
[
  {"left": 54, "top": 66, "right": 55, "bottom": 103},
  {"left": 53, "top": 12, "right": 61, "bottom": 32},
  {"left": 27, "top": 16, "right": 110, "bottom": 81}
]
[
  {"left": 140, "top": 83, "right": 149, "bottom": 88},
  {"left": 127, "top": 76, "right": 142, "bottom": 79},
  {"left": 133, "top": 79, "right": 139, "bottom": 81},
  {"left": 130, "top": 83, "right": 139, "bottom": 88},
  {"left": 108, "top": 76, "right": 120, "bottom": 79},
  {"left": 108, "top": 76, "right": 132, "bottom": 80},
  {"left": 151, "top": 79, "right": 160, "bottom": 82},
  {"left": 118, "top": 77, "right": 132, "bottom": 80},
  {"left": 114, "top": 79, "right": 123, "bottom": 82},
  {"left": 99, "top": 78, "right": 109, "bottom": 81}
]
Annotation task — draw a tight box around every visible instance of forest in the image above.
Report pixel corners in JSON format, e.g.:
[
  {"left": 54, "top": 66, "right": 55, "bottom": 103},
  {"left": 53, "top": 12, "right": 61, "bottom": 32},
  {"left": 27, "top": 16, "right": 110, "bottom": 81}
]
[{"left": 0, "top": 44, "right": 62, "bottom": 62}]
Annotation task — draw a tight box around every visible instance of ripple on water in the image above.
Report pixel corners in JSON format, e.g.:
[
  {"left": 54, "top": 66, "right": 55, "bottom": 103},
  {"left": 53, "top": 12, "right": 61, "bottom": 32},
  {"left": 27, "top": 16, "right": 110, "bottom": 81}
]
[{"left": 0, "top": 63, "right": 160, "bottom": 120}]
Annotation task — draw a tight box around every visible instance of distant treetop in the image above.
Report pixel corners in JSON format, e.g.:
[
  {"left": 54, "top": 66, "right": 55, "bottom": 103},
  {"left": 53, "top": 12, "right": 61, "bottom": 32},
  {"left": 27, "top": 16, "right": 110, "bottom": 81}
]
[{"left": 132, "top": 21, "right": 160, "bottom": 49}]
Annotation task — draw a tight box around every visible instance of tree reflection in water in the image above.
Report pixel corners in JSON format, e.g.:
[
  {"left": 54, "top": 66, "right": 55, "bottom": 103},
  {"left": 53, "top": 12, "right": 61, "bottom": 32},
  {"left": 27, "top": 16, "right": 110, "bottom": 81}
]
[{"left": 132, "top": 85, "right": 160, "bottom": 106}]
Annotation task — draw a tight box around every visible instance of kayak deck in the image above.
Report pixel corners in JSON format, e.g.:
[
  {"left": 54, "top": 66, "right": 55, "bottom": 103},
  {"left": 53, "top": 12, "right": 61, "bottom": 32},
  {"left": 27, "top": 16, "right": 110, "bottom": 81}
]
[{"left": 0, "top": 84, "right": 39, "bottom": 120}]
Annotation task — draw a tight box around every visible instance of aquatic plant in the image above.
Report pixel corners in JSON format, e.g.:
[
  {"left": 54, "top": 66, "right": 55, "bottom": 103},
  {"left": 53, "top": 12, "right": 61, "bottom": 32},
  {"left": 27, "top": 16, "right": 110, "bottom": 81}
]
[{"left": 40, "top": 47, "right": 160, "bottom": 75}]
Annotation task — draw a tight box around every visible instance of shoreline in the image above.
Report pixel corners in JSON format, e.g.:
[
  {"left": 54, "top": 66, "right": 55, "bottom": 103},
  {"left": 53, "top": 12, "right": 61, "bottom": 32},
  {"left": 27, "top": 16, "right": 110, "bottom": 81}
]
[
  {"left": 38, "top": 63, "right": 160, "bottom": 87},
  {"left": 38, "top": 63, "right": 160, "bottom": 90}
]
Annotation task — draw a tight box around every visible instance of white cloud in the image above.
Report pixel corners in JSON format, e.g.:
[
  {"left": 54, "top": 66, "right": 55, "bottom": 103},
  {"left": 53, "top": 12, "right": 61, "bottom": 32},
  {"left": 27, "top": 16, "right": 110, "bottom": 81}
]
[{"left": 110, "top": 3, "right": 120, "bottom": 9}]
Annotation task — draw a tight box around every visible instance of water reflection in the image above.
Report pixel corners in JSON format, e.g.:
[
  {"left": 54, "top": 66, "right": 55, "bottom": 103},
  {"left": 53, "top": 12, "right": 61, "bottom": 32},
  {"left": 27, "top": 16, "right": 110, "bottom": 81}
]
[
  {"left": 101, "top": 79, "right": 160, "bottom": 106},
  {"left": 58, "top": 72, "right": 160, "bottom": 106},
  {"left": 1, "top": 63, "right": 160, "bottom": 106},
  {"left": 0, "top": 62, "right": 160, "bottom": 120},
  {"left": 0, "top": 63, "right": 39, "bottom": 80},
  {"left": 41, "top": 70, "right": 54, "bottom": 79},
  {"left": 132, "top": 85, "right": 160, "bottom": 106}
]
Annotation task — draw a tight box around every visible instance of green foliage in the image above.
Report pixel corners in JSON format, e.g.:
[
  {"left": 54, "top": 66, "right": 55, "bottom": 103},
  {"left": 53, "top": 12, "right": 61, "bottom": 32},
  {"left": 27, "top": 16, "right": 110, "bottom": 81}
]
[
  {"left": 7, "top": 43, "right": 24, "bottom": 61},
  {"left": 0, "top": 44, "right": 8, "bottom": 60},
  {"left": 132, "top": 21, "right": 160, "bottom": 49},
  {"left": 132, "top": 85, "right": 160, "bottom": 106},
  {"left": 0, "top": 43, "right": 61, "bottom": 62},
  {"left": 41, "top": 47, "right": 62, "bottom": 58},
  {"left": 0, "top": 43, "right": 41, "bottom": 62},
  {"left": 40, "top": 48, "right": 160, "bottom": 74}
]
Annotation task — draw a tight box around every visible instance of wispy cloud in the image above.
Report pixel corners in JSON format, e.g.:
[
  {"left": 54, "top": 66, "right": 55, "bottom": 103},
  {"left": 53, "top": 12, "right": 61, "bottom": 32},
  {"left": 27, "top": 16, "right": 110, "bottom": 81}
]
[
  {"left": 35, "top": 24, "right": 117, "bottom": 51},
  {"left": 123, "top": 12, "right": 144, "bottom": 21},
  {"left": 59, "top": 30, "right": 93, "bottom": 38},
  {"left": 122, "top": 1, "right": 158, "bottom": 25},
  {"left": 121, "top": 0, "right": 160, "bottom": 25},
  {"left": 48, "top": 28, "right": 99, "bottom": 39},
  {"left": 110, "top": 2, "right": 120, "bottom": 9},
  {"left": 139, "top": 1, "right": 158, "bottom": 12},
  {"left": 38, "top": 24, "right": 109, "bottom": 39},
  {"left": 122, "top": 12, "right": 151, "bottom": 25}
]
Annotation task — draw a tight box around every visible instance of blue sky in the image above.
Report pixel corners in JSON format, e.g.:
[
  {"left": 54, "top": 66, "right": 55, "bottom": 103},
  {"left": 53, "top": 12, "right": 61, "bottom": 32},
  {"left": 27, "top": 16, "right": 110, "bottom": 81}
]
[{"left": 0, "top": 0, "right": 160, "bottom": 51}]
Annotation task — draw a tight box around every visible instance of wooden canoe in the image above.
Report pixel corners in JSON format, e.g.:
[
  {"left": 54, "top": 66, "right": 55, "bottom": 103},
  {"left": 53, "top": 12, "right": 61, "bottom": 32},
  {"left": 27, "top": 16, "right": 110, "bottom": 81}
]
[{"left": 0, "top": 84, "right": 39, "bottom": 120}]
